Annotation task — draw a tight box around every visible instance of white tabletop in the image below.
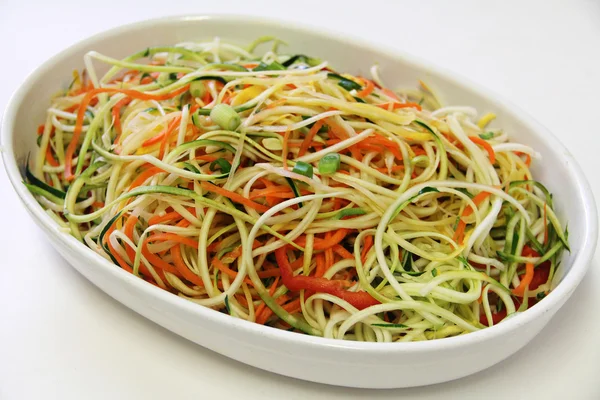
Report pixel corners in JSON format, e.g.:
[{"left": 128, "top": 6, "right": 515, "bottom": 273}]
[{"left": 1, "top": 1, "right": 599, "bottom": 398}]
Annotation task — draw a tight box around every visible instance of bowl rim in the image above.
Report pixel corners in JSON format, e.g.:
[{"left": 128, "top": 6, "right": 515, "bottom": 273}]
[{"left": 2, "top": 13, "right": 598, "bottom": 355}]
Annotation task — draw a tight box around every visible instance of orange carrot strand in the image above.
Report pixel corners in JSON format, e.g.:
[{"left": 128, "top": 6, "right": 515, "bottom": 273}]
[
  {"left": 298, "top": 119, "right": 324, "bottom": 157},
  {"left": 512, "top": 263, "right": 535, "bottom": 297},
  {"left": 200, "top": 181, "right": 270, "bottom": 213},
  {"left": 469, "top": 136, "right": 496, "bottom": 164}
]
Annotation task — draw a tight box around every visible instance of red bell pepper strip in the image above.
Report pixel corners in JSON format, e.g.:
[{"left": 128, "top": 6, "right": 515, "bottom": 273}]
[{"left": 275, "top": 246, "right": 379, "bottom": 310}]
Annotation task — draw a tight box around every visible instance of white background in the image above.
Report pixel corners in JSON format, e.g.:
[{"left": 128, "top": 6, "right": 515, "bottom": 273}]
[{"left": 1, "top": 1, "right": 599, "bottom": 398}]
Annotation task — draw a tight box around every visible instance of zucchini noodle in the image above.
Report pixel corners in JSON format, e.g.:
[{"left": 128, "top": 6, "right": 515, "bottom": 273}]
[{"left": 26, "top": 37, "right": 569, "bottom": 342}]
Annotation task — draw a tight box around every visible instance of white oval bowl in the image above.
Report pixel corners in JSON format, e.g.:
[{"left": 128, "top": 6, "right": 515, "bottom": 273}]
[{"left": 2, "top": 15, "right": 597, "bottom": 389}]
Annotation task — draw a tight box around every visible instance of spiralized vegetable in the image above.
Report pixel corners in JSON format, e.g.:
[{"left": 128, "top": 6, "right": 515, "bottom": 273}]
[{"left": 27, "top": 37, "right": 569, "bottom": 342}]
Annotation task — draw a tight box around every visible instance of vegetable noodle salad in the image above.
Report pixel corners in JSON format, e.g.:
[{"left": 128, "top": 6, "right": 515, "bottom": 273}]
[{"left": 27, "top": 37, "right": 569, "bottom": 341}]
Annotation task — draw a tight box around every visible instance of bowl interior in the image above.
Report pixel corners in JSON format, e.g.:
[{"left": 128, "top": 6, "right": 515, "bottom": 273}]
[{"left": 2, "top": 15, "right": 596, "bottom": 340}]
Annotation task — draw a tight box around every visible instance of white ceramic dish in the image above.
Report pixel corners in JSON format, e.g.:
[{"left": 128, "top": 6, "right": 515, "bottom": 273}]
[{"left": 2, "top": 15, "right": 597, "bottom": 389}]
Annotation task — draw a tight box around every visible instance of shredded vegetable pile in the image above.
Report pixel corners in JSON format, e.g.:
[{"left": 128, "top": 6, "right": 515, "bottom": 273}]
[{"left": 27, "top": 37, "right": 569, "bottom": 341}]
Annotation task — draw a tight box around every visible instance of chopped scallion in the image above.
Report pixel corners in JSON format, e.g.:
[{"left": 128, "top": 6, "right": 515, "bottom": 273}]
[
  {"left": 210, "top": 104, "right": 241, "bottom": 131},
  {"left": 318, "top": 153, "right": 340, "bottom": 175},
  {"left": 292, "top": 161, "right": 313, "bottom": 178}
]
